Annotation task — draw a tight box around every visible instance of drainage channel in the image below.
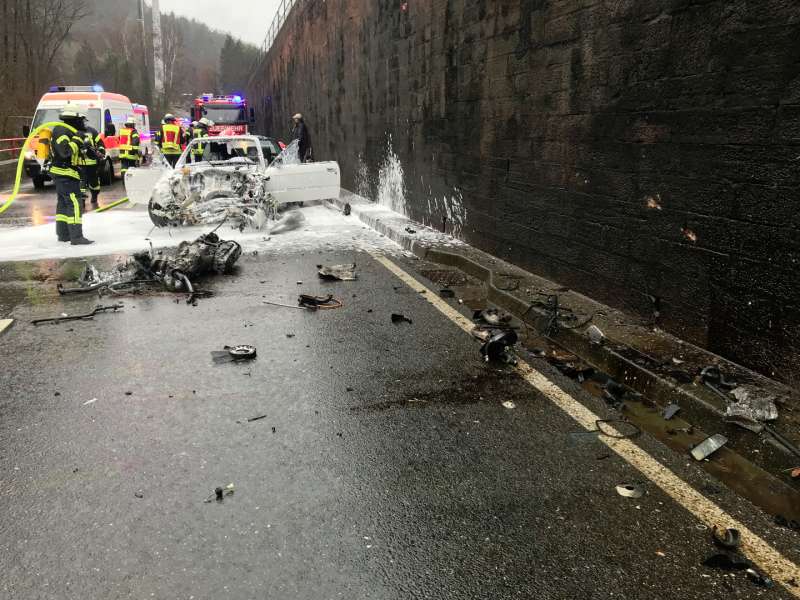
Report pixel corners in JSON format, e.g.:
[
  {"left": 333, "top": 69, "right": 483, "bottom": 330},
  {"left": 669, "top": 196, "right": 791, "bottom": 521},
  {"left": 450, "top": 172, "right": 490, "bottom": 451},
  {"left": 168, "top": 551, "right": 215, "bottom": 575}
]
[{"left": 412, "top": 260, "right": 800, "bottom": 529}]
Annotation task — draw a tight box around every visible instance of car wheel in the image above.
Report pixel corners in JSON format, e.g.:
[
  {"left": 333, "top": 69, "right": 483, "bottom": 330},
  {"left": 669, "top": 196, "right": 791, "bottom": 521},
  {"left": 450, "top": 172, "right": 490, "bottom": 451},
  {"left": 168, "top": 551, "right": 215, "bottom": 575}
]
[
  {"left": 32, "top": 175, "right": 46, "bottom": 190},
  {"left": 148, "top": 196, "right": 171, "bottom": 227}
]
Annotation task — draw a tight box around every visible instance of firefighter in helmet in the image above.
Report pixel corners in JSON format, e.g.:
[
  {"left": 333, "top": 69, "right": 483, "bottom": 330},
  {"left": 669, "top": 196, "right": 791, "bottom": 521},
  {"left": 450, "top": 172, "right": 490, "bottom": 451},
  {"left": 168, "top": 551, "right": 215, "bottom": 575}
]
[
  {"left": 79, "top": 111, "right": 106, "bottom": 208},
  {"left": 187, "top": 121, "right": 199, "bottom": 143},
  {"left": 50, "top": 105, "right": 93, "bottom": 245},
  {"left": 119, "top": 118, "right": 141, "bottom": 176},
  {"left": 189, "top": 118, "right": 213, "bottom": 162},
  {"left": 155, "top": 113, "right": 185, "bottom": 167}
]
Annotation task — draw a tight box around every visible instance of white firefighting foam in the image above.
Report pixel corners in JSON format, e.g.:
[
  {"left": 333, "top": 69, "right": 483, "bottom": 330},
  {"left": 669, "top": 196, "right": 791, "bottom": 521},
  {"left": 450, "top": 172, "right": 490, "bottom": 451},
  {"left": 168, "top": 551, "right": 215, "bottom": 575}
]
[{"left": 0, "top": 203, "right": 403, "bottom": 262}]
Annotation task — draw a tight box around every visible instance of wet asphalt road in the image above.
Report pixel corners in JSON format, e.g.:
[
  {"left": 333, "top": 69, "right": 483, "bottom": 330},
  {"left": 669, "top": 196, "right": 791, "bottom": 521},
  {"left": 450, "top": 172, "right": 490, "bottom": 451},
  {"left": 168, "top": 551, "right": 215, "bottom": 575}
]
[
  {"left": 0, "top": 219, "right": 798, "bottom": 598},
  {"left": 0, "top": 179, "right": 128, "bottom": 226}
]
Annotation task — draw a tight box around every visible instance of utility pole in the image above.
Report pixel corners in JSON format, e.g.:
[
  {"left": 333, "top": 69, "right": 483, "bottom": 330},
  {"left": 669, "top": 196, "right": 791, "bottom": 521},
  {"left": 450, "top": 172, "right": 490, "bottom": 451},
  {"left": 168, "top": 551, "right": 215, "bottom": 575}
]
[
  {"left": 150, "top": 0, "right": 165, "bottom": 108},
  {"left": 137, "top": 0, "right": 152, "bottom": 107}
]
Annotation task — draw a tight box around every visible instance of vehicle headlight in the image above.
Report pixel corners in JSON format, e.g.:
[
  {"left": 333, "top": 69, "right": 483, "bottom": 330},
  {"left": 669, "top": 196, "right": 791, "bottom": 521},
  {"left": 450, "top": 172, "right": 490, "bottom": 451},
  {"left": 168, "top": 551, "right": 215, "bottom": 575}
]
[{"left": 25, "top": 150, "right": 36, "bottom": 160}]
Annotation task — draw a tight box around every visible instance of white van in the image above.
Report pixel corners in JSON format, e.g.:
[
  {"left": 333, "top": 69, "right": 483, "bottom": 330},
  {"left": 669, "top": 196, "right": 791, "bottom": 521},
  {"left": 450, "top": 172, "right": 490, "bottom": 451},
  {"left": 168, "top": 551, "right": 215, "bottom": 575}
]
[{"left": 23, "top": 85, "right": 149, "bottom": 189}]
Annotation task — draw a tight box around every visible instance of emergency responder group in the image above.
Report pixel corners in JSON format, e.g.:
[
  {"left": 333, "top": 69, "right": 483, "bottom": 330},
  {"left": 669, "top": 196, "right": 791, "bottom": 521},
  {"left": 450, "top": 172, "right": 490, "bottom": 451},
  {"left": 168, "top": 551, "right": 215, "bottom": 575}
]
[{"left": 45, "top": 107, "right": 310, "bottom": 244}]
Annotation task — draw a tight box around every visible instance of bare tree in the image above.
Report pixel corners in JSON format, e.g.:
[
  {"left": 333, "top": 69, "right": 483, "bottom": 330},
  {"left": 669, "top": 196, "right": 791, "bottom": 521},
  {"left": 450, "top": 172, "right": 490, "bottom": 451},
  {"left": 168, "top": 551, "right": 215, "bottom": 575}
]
[
  {"left": 160, "top": 13, "right": 184, "bottom": 103},
  {"left": 17, "top": 0, "right": 90, "bottom": 95}
]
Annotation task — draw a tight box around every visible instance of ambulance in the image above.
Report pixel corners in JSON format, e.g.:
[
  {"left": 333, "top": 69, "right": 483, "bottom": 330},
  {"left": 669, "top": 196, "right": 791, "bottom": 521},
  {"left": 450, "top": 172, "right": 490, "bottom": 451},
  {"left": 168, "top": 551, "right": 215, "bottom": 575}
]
[{"left": 23, "top": 85, "right": 151, "bottom": 189}]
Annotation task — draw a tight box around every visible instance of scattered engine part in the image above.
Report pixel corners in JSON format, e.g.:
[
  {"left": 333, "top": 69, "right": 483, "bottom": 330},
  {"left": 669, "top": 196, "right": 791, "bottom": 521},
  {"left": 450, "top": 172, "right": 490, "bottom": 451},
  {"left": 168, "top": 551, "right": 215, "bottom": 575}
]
[
  {"left": 480, "top": 330, "right": 518, "bottom": 365},
  {"left": 58, "top": 233, "right": 241, "bottom": 304}
]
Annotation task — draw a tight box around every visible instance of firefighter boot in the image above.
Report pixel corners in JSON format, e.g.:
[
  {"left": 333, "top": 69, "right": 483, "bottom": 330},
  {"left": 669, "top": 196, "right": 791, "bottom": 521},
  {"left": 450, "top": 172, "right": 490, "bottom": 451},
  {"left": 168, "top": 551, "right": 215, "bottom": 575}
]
[
  {"left": 56, "top": 221, "right": 70, "bottom": 242},
  {"left": 68, "top": 224, "right": 94, "bottom": 246},
  {"left": 91, "top": 191, "right": 99, "bottom": 207}
]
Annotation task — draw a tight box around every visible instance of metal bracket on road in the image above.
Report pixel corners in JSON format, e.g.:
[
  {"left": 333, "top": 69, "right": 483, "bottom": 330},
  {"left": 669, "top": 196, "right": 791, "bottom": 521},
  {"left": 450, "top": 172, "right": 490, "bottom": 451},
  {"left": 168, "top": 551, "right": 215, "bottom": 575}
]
[{"left": 31, "top": 304, "right": 124, "bottom": 326}]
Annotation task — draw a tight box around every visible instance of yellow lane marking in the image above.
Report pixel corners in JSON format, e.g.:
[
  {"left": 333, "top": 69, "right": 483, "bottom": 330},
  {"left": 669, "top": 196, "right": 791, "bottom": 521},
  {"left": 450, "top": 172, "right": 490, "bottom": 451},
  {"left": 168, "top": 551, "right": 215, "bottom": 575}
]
[{"left": 371, "top": 253, "right": 800, "bottom": 595}]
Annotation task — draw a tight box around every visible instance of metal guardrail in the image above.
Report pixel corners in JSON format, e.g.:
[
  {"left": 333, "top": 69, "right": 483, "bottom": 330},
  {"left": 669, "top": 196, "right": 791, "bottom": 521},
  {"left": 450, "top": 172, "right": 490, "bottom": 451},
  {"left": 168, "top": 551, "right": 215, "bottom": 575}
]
[
  {"left": 0, "top": 137, "right": 25, "bottom": 161},
  {"left": 259, "top": 0, "right": 297, "bottom": 56},
  {"left": 247, "top": 0, "right": 298, "bottom": 86}
]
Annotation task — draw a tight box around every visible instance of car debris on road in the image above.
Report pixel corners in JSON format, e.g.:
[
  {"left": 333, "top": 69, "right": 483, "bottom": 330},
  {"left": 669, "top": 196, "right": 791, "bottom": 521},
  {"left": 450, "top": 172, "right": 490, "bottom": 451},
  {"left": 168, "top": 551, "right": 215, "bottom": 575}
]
[
  {"left": 204, "top": 483, "right": 235, "bottom": 503},
  {"left": 299, "top": 294, "right": 343, "bottom": 310},
  {"left": 211, "top": 345, "right": 258, "bottom": 363},
  {"left": 690, "top": 434, "right": 728, "bottom": 461},
  {"left": 703, "top": 527, "right": 774, "bottom": 588},
  {"left": 32, "top": 304, "right": 124, "bottom": 326},
  {"left": 318, "top": 263, "right": 357, "bottom": 281},
  {"left": 57, "top": 232, "right": 241, "bottom": 304},
  {"left": 615, "top": 483, "right": 644, "bottom": 498},
  {"left": 391, "top": 313, "right": 413, "bottom": 324}
]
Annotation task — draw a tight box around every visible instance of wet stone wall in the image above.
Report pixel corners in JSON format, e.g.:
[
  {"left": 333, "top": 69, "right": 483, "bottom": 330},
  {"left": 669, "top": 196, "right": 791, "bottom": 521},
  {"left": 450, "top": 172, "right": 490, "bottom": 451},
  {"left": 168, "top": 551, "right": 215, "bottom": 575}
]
[{"left": 248, "top": 0, "right": 800, "bottom": 384}]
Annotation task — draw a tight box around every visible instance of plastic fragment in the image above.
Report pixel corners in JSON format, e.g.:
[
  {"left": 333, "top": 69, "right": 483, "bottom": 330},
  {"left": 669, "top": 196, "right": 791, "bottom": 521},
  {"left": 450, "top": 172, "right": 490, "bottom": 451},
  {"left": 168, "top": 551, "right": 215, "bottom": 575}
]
[{"left": 691, "top": 434, "right": 728, "bottom": 460}]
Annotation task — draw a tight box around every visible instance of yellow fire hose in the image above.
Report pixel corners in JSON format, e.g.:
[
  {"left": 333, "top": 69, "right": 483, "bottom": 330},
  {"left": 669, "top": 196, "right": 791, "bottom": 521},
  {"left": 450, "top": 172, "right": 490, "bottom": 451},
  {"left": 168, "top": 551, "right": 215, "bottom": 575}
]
[
  {"left": 95, "top": 197, "right": 129, "bottom": 213},
  {"left": 0, "top": 121, "right": 131, "bottom": 216},
  {"left": 0, "top": 121, "right": 75, "bottom": 215}
]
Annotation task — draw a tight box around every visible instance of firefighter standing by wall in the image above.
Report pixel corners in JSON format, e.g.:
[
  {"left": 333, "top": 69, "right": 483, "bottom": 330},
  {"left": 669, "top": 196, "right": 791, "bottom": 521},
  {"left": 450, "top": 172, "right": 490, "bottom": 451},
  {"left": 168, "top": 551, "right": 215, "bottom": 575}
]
[
  {"left": 119, "top": 118, "right": 141, "bottom": 176},
  {"left": 50, "top": 106, "right": 93, "bottom": 245},
  {"left": 155, "top": 114, "right": 185, "bottom": 167},
  {"left": 81, "top": 117, "right": 105, "bottom": 209},
  {"left": 291, "top": 113, "right": 313, "bottom": 162}
]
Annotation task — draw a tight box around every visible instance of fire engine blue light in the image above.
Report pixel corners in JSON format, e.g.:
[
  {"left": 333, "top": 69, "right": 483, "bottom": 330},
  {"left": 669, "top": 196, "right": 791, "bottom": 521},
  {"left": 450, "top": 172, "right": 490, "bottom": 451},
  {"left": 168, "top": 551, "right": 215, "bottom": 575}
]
[
  {"left": 92, "top": 84, "right": 104, "bottom": 92},
  {"left": 232, "top": 95, "right": 242, "bottom": 103}
]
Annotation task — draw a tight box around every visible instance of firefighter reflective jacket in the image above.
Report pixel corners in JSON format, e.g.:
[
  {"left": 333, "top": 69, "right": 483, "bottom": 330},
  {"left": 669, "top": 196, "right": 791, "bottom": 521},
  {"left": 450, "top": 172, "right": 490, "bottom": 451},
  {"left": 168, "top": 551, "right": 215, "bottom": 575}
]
[
  {"left": 81, "top": 127, "right": 105, "bottom": 166},
  {"left": 191, "top": 127, "right": 208, "bottom": 156},
  {"left": 158, "top": 123, "right": 183, "bottom": 154},
  {"left": 119, "top": 127, "right": 141, "bottom": 160},
  {"left": 50, "top": 122, "right": 82, "bottom": 180}
]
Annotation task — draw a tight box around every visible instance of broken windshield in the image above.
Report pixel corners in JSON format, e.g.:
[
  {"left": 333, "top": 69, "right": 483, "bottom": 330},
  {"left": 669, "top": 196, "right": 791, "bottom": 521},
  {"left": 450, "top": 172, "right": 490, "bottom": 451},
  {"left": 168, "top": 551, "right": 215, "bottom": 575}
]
[{"left": 185, "top": 138, "right": 263, "bottom": 167}]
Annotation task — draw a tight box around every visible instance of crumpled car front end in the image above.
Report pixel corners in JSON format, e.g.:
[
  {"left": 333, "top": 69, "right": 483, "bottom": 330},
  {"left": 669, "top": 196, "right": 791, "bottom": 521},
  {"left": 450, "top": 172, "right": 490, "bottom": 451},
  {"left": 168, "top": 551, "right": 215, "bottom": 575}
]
[
  {"left": 125, "top": 136, "right": 341, "bottom": 230},
  {"left": 148, "top": 164, "right": 270, "bottom": 230}
]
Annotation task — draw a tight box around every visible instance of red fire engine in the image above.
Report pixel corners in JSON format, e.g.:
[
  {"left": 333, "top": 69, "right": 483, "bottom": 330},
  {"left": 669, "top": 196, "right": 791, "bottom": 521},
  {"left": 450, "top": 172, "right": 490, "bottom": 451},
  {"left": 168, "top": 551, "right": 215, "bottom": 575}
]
[{"left": 190, "top": 93, "right": 255, "bottom": 136}]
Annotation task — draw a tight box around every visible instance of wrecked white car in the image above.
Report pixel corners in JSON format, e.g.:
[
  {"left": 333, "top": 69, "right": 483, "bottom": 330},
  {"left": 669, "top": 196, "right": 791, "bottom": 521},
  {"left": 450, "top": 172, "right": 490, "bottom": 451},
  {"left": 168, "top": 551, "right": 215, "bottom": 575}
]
[{"left": 124, "top": 136, "right": 341, "bottom": 229}]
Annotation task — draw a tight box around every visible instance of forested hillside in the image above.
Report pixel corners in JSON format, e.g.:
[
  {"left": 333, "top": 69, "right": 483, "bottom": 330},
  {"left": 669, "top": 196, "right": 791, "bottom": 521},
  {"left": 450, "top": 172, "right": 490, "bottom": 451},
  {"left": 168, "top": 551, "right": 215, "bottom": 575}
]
[{"left": 0, "top": 0, "right": 260, "bottom": 137}]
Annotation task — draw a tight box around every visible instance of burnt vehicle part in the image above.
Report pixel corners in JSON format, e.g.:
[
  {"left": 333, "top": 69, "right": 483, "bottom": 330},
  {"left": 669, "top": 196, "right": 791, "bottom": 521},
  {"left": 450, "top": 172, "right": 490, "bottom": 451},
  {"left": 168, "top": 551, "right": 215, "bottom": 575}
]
[
  {"left": 148, "top": 165, "right": 271, "bottom": 230},
  {"left": 125, "top": 137, "right": 341, "bottom": 230},
  {"left": 58, "top": 233, "right": 242, "bottom": 303}
]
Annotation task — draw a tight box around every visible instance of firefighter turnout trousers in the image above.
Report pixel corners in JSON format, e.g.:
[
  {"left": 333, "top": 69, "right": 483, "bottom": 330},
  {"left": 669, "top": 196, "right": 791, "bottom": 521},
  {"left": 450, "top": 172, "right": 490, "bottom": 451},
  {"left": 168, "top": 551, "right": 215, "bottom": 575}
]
[
  {"left": 82, "top": 163, "right": 101, "bottom": 205},
  {"left": 55, "top": 175, "right": 85, "bottom": 242},
  {"left": 121, "top": 157, "right": 139, "bottom": 174}
]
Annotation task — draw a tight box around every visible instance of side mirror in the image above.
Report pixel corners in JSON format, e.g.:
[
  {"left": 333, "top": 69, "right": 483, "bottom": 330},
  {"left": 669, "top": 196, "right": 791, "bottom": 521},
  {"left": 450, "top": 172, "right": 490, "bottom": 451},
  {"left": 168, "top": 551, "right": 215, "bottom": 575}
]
[
  {"left": 249, "top": 107, "right": 256, "bottom": 124},
  {"left": 22, "top": 125, "right": 31, "bottom": 137},
  {"left": 105, "top": 123, "right": 116, "bottom": 136}
]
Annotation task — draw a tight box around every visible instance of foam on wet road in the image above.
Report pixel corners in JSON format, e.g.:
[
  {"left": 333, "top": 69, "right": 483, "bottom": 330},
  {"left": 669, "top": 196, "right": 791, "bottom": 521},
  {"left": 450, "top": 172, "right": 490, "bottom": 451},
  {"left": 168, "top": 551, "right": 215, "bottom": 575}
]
[{"left": 0, "top": 203, "right": 403, "bottom": 262}]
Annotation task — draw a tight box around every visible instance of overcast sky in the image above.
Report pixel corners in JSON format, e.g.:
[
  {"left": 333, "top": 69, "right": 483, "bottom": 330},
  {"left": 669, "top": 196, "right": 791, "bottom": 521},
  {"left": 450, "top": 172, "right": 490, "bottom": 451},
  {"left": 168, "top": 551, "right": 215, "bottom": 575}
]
[{"left": 158, "top": 0, "right": 281, "bottom": 46}]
